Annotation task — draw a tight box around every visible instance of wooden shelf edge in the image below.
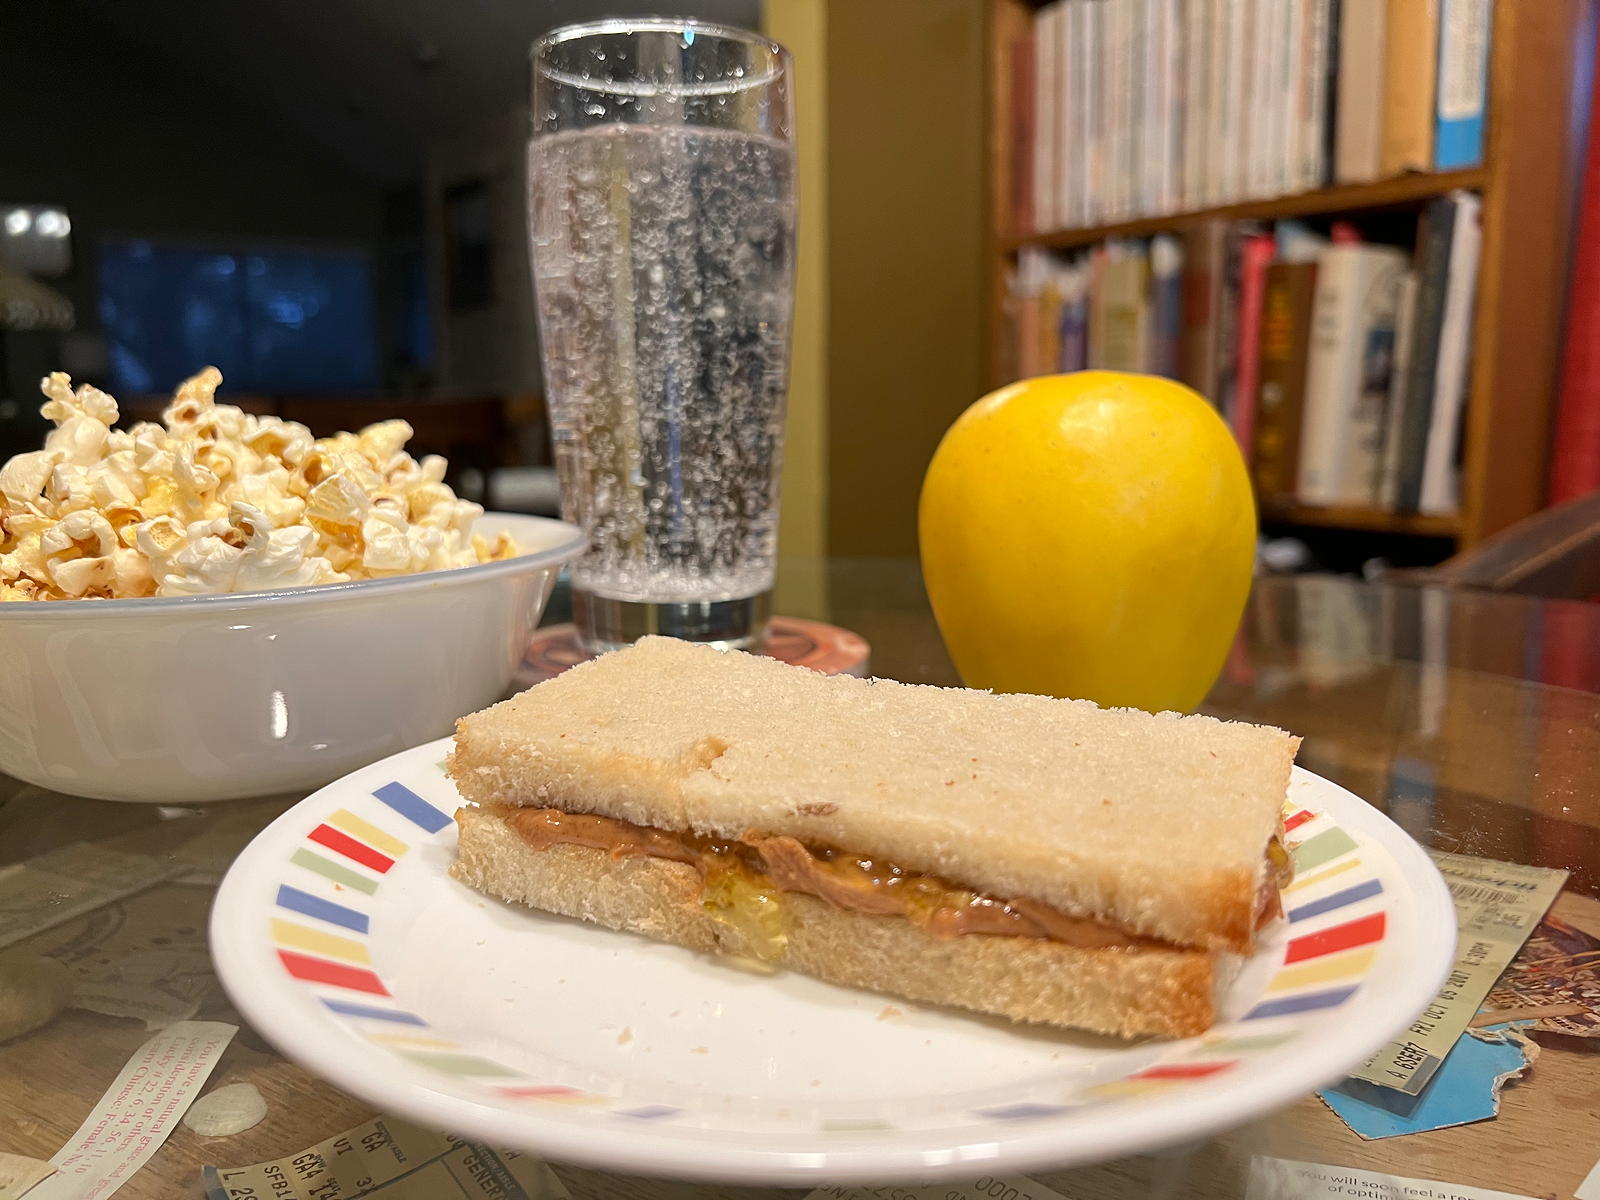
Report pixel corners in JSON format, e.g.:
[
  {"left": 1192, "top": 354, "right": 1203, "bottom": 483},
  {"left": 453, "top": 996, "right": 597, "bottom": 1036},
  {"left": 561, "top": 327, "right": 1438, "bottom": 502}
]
[
  {"left": 1259, "top": 502, "right": 1463, "bottom": 538},
  {"left": 1003, "top": 168, "right": 1492, "bottom": 251}
]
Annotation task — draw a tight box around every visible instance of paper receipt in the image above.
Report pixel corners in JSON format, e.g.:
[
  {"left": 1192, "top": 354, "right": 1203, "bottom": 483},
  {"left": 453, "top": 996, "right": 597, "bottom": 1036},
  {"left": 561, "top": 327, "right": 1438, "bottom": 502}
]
[
  {"left": 1247, "top": 1155, "right": 1541, "bottom": 1200},
  {"left": 1348, "top": 851, "right": 1565, "bottom": 1095},
  {"left": 29, "top": 1020, "right": 236, "bottom": 1200},
  {"left": 201, "top": 1115, "right": 570, "bottom": 1200},
  {"left": 805, "top": 1177, "right": 1071, "bottom": 1200}
]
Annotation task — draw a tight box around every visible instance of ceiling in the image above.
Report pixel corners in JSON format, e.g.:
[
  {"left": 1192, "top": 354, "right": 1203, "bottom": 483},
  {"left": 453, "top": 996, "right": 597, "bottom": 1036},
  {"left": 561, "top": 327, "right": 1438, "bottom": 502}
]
[{"left": 84, "top": 0, "right": 763, "bottom": 188}]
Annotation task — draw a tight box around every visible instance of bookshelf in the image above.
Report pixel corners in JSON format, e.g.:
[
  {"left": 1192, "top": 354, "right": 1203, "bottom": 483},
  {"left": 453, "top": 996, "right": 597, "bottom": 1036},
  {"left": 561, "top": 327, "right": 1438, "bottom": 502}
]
[
  {"left": 1258, "top": 501, "right": 1460, "bottom": 539},
  {"left": 1005, "top": 168, "right": 1492, "bottom": 252},
  {"left": 986, "top": 0, "right": 1592, "bottom": 549}
]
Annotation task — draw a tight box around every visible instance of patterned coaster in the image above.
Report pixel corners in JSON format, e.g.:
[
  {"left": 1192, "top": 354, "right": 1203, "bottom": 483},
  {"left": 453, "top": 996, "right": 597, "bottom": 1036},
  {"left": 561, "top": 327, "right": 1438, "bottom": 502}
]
[{"left": 516, "top": 617, "right": 871, "bottom": 688}]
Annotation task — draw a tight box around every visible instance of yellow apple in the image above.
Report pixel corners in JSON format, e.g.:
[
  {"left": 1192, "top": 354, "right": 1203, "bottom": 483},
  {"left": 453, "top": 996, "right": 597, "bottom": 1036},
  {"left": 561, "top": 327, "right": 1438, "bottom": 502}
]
[{"left": 919, "top": 371, "right": 1256, "bottom": 712}]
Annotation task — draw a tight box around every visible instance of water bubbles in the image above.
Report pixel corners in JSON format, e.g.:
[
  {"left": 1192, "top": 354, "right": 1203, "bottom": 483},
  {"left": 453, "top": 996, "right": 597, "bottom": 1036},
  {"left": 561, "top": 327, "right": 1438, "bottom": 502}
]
[{"left": 529, "top": 125, "right": 795, "bottom": 604}]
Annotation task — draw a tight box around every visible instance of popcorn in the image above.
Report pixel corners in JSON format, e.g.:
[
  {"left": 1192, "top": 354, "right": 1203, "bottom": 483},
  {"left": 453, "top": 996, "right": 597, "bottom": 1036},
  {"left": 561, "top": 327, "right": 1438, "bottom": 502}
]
[{"left": 0, "top": 368, "right": 518, "bottom": 601}]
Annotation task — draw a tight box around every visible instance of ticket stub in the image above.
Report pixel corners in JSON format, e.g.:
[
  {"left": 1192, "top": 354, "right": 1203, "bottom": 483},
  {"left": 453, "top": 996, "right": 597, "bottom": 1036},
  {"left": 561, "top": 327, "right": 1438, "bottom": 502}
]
[
  {"left": 804, "top": 1175, "right": 1071, "bottom": 1200},
  {"left": 1348, "top": 852, "right": 1565, "bottom": 1095},
  {"left": 1246, "top": 1155, "right": 1541, "bottom": 1200},
  {"left": 201, "top": 1115, "right": 570, "bottom": 1200},
  {"left": 29, "top": 1020, "right": 236, "bottom": 1200},
  {"left": 0, "top": 1152, "right": 55, "bottom": 1200}
]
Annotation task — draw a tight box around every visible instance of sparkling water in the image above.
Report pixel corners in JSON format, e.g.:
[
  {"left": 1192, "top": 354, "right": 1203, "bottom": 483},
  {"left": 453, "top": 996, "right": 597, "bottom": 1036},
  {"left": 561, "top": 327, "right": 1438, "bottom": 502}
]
[{"left": 528, "top": 125, "right": 796, "bottom": 608}]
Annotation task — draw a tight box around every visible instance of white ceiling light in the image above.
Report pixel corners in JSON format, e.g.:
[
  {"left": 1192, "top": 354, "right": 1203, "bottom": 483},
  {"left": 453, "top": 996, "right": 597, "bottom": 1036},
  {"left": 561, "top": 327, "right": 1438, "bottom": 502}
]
[{"left": 35, "top": 210, "right": 71, "bottom": 238}]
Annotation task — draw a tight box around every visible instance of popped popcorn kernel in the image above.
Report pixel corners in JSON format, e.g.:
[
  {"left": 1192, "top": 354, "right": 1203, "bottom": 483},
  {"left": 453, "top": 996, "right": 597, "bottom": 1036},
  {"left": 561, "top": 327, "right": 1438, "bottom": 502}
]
[{"left": 0, "top": 368, "right": 518, "bottom": 600}]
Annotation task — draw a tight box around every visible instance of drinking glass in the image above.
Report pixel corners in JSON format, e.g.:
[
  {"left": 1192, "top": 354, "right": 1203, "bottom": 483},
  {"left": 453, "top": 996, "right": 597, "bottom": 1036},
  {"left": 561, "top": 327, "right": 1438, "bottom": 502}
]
[{"left": 527, "top": 19, "right": 796, "bottom": 652}]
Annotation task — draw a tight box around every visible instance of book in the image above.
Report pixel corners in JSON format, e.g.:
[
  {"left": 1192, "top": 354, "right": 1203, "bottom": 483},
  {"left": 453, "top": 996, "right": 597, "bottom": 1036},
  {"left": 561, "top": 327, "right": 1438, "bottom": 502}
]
[
  {"left": 1054, "top": 2, "right": 1074, "bottom": 232},
  {"left": 1033, "top": 2, "right": 1062, "bottom": 233},
  {"left": 1179, "top": 220, "right": 1230, "bottom": 402},
  {"left": 1230, "top": 232, "right": 1278, "bottom": 460},
  {"left": 1381, "top": 0, "right": 1439, "bottom": 175},
  {"left": 1182, "top": 0, "right": 1214, "bottom": 209},
  {"left": 1149, "top": 0, "right": 1182, "bottom": 215},
  {"left": 1100, "top": 242, "right": 1151, "bottom": 371},
  {"left": 1149, "top": 234, "right": 1185, "bottom": 378},
  {"left": 1271, "top": 0, "right": 1298, "bottom": 195},
  {"left": 1335, "top": 0, "right": 1386, "bottom": 183},
  {"left": 1213, "top": 223, "right": 1252, "bottom": 424},
  {"left": 1316, "top": 0, "right": 1341, "bottom": 188},
  {"left": 1087, "top": 244, "right": 1111, "bottom": 368},
  {"left": 1104, "top": 0, "right": 1129, "bottom": 221},
  {"left": 1208, "top": 0, "right": 1237, "bottom": 205},
  {"left": 1435, "top": 0, "right": 1493, "bottom": 170},
  {"left": 1549, "top": 54, "right": 1600, "bottom": 504},
  {"left": 1389, "top": 195, "right": 1459, "bottom": 512},
  {"left": 1123, "top": 0, "right": 1147, "bottom": 219},
  {"left": 1377, "top": 271, "right": 1420, "bottom": 508},
  {"left": 1248, "top": 0, "right": 1279, "bottom": 198},
  {"left": 1230, "top": 0, "right": 1257, "bottom": 202},
  {"left": 1060, "top": 258, "right": 1091, "bottom": 372},
  {"left": 1296, "top": 242, "right": 1409, "bottom": 505},
  {"left": 1061, "top": 1, "right": 1088, "bottom": 230},
  {"left": 1253, "top": 260, "right": 1319, "bottom": 496},
  {"left": 1010, "top": 32, "right": 1036, "bottom": 234},
  {"left": 1083, "top": 0, "right": 1107, "bottom": 226},
  {"left": 1419, "top": 190, "right": 1483, "bottom": 515}
]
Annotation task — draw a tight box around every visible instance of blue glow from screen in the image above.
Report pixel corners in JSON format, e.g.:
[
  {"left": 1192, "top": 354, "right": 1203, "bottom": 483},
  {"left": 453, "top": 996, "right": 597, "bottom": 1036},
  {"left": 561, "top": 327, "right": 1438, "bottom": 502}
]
[{"left": 98, "top": 240, "right": 380, "bottom": 394}]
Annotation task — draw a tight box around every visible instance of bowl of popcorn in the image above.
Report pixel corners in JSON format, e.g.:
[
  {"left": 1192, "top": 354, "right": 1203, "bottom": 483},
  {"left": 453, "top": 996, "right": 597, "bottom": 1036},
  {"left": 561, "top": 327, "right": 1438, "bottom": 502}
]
[{"left": 0, "top": 368, "right": 585, "bottom": 803}]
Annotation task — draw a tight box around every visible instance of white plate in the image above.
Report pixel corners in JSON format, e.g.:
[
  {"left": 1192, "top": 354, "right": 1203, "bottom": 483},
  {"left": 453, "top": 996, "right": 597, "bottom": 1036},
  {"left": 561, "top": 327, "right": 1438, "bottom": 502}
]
[{"left": 211, "top": 738, "right": 1454, "bottom": 1185}]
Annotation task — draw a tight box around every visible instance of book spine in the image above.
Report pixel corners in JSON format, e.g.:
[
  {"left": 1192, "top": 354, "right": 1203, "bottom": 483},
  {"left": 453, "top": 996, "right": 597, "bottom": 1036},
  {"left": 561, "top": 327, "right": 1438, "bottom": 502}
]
[
  {"left": 1061, "top": 259, "right": 1091, "bottom": 372},
  {"left": 1182, "top": 0, "right": 1211, "bottom": 210},
  {"left": 1337, "top": 259, "right": 1406, "bottom": 502},
  {"left": 1214, "top": 224, "right": 1247, "bottom": 422},
  {"left": 1231, "top": 233, "right": 1278, "bottom": 462},
  {"left": 1150, "top": 234, "right": 1185, "bottom": 377},
  {"left": 1104, "top": 0, "right": 1126, "bottom": 220},
  {"left": 1253, "top": 262, "right": 1318, "bottom": 497},
  {"left": 1300, "top": 0, "right": 1334, "bottom": 190},
  {"left": 1381, "top": 0, "right": 1440, "bottom": 176},
  {"left": 1393, "top": 197, "right": 1457, "bottom": 512},
  {"left": 1010, "top": 33, "right": 1036, "bottom": 235},
  {"left": 1317, "top": 0, "right": 1341, "bottom": 187},
  {"left": 1378, "top": 271, "right": 1420, "bottom": 509},
  {"left": 1087, "top": 244, "right": 1110, "bottom": 369},
  {"left": 1069, "top": 1, "right": 1092, "bottom": 228},
  {"left": 1125, "top": 0, "right": 1147, "bottom": 218},
  {"left": 1038, "top": 4, "right": 1063, "bottom": 232},
  {"left": 1179, "top": 220, "right": 1227, "bottom": 402},
  {"left": 1083, "top": 1, "right": 1105, "bottom": 226},
  {"left": 1207, "top": 0, "right": 1234, "bottom": 205},
  {"left": 1434, "top": 0, "right": 1493, "bottom": 170},
  {"left": 1140, "top": 0, "right": 1162, "bottom": 218},
  {"left": 1335, "top": 0, "right": 1386, "bottom": 184},
  {"left": 1233, "top": 0, "right": 1258, "bottom": 202},
  {"left": 1549, "top": 56, "right": 1600, "bottom": 504},
  {"left": 1280, "top": 0, "right": 1305, "bottom": 195},
  {"left": 1419, "top": 191, "right": 1483, "bottom": 515},
  {"left": 1297, "top": 248, "right": 1359, "bottom": 503},
  {"left": 1057, "top": 1, "right": 1078, "bottom": 230},
  {"left": 1101, "top": 243, "right": 1151, "bottom": 371}
]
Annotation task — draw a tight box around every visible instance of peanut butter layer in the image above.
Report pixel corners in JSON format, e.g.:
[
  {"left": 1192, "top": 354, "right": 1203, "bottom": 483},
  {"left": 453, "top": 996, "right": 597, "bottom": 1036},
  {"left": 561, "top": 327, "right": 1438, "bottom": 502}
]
[{"left": 486, "top": 804, "right": 1271, "bottom": 951}]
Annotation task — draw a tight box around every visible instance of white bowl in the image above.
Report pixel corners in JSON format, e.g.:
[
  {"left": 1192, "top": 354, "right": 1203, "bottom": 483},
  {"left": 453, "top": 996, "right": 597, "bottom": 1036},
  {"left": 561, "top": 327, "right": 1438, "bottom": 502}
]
[{"left": 0, "top": 513, "right": 584, "bottom": 803}]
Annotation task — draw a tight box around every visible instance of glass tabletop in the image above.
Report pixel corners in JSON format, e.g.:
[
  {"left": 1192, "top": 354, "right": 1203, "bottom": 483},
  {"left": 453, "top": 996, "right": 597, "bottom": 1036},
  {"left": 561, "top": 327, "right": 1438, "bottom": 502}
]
[{"left": 2, "top": 564, "right": 1596, "bottom": 1199}]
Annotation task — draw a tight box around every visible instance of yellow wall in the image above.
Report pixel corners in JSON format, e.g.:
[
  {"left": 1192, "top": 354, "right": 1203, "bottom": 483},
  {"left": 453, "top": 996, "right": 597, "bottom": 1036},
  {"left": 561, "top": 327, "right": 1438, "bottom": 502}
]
[
  {"left": 764, "top": 0, "right": 830, "bottom": 613},
  {"left": 825, "top": 0, "right": 988, "bottom": 557},
  {"left": 764, "top": 0, "right": 988, "bottom": 567}
]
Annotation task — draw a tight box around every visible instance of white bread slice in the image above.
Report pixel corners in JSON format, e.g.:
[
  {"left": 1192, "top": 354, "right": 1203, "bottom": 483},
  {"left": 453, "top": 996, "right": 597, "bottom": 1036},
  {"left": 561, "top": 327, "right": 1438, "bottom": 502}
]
[
  {"left": 451, "top": 804, "right": 1219, "bottom": 1038},
  {"left": 448, "top": 636, "right": 1299, "bottom": 952}
]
